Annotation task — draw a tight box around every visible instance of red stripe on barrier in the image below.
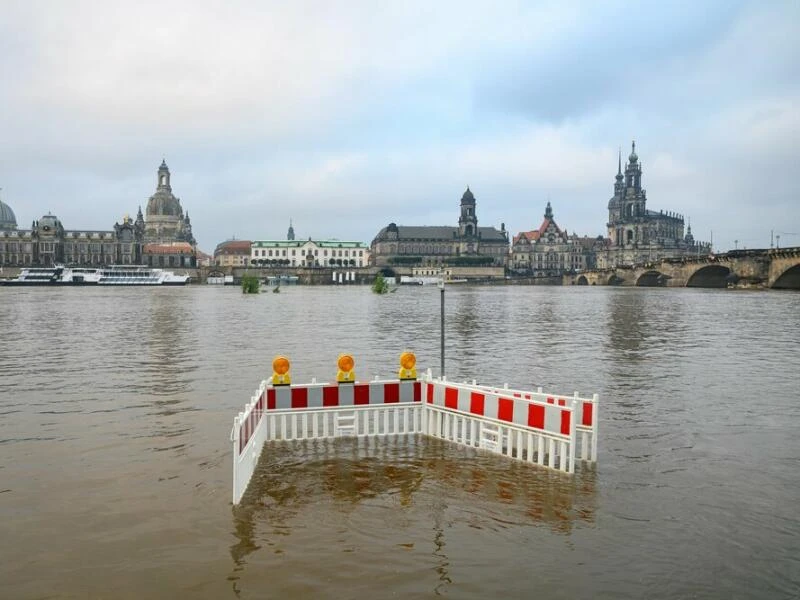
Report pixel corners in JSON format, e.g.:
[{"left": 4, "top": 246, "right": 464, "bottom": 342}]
[
  {"left": 560, "top": 410, "right": 571, "bottom": 435},
  {"left": 426, "top": 383, "right": 434, "bottom": 403},
  {"left": 498, "top": 397, "right": 514, "bottom": 422},
  {"left": 513, "top": 393, "right": 521, "bottom": 398},
  {"left": 267, "top": 388, "right": 276, "bottom": 410},
  {"left": 384, "top": 382, "right": 399, "bottom": 403},
  {"left": 470, "top": 392, "right": 485, "bottom": 416},
  {"left": 558, "top": 398, "right": 566, "bottom": 407},
  {"left": 257, "top": 393, "right": 264, "bottom": 411},
  {"left": 291, "top": 387, "right": 308, "bottom": 409},
  {"left": 413, "top": 381, "right": 421, "bottom": 402},
  {"left": 582, "top": 402, "right": 593, "bottom": 427},
  {"left": 445, "top": 387, "right": 459, "bottom": 410},
  {"left": 323, "top": 385, "right": 338, "bottom": 407},
  {"left": 546, "top": 396, "right": 555, "bottom": 404},
  {"left": 528, "top": 404, "right": 545, "bottom": 429},
  {"left": 354, "top": 384, "right": 370, "bottom": 405}
]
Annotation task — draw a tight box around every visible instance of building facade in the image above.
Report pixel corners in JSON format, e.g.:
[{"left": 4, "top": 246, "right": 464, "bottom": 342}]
[
  {"left": 511, "top": 202, "right": 598, "bottom": 276},
  {"left": 214, "top": 239, "right": 252, "bottom": 267},
  {"left": 251, "top": 240, "right": 369, "bottom": 267},
  {"left": 370, "top": 188, "right": 509, "bottom": 268},
  {"left": 1, "top": 212, "right": 144, "bottom": 267},
  {"left": 0, "top": 160, "right": 200, "bottom": 268},
  {"left": 598, "top": 142, "right": 709, "bottom": 268}
]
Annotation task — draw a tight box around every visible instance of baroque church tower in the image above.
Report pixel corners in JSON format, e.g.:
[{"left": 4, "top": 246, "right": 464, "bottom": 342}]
[
  {"left": 607, "top": 142, "right": 649, "bottom": 248},
  {"left": 458, "top": 187, "right": 478, "bottom": 238},
  {"left": 598, "top": 141, "right": 701, "bottom": 269},
  {"left": 144, "top": 159, "right": 195, "bottom": 245}
]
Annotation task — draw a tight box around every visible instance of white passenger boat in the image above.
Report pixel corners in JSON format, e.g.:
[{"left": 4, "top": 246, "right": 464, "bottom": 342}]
[{"left": 0, "top": 265, "right": 190, "bottom": 286}]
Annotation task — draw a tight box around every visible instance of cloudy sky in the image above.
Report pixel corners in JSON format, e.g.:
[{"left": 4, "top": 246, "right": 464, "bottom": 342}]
[{"left": 1, "top": 0, "right": 797, "bottom": 252}]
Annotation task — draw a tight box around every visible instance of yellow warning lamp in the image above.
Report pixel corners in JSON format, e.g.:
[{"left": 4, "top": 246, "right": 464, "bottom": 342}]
[
  {"left": 271, "top": 355, "right": 291, "bottom": 386},
  {"left": 337, "top": 353, "right": 355, "bottom": 384},
  {"left": 398, "top": 351, "right": 417, "bottom": 381}
]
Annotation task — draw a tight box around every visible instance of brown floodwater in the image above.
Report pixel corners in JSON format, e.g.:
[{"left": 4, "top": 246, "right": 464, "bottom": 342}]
[{"left": 1, "top": 285, "right": 798, "bottom": 599}]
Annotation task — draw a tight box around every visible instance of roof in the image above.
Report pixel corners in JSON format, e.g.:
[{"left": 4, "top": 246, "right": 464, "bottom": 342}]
[
  {"left": 513, "top": 216, "right": 562, "bottom": 245},
  {"left": 374, "top": 225, "right": 507, "bottom": 242},
  {"left": 0, "top": 198, "right": 17, "bottom": 229},
  {"left": 214, "top": 240, "right": 252, "bottom": 255},
  {"left": 143, "top": 242, "right": 194, "bottom": 255},
  {"left": 252, "top": 239, "right": 367, "bottom": 248}
]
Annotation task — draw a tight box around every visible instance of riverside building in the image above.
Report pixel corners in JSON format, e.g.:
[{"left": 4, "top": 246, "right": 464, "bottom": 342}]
[
  {"left": 0, "top": 160, "right": 198, "bottom": 268},
  {"left": 598, "top": 142, "right": 710, "bottom": 268},
  {"left": 511, "top": 202, "right": 598, "bottom": 276},
  {"left": 1, "top": 209, "right": 144, "bottom": 267},
  {"left": 214, "top": 239, "right": 252, "bottom": 267},
  {"left": 251, "top": 224, "right": 369, "bottom": 267},
  {"left": 370, "top": 188, "right": 509, "bottom": 269}
]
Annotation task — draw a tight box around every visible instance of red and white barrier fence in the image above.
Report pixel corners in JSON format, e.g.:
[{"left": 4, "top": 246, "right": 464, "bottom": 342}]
[
  {"left": 232, "top": 372, "right": 599, "bottom": 505},
  {"left": 231, "top": 378, "right": 420, "bottom": 504},
  {"left": 465, "top": 381, "right": 598, "bottom": 463}
]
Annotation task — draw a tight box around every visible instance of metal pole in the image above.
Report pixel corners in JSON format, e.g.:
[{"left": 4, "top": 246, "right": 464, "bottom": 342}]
[{"left": 439, "top": 273, "right": 445, "bottom": 377}]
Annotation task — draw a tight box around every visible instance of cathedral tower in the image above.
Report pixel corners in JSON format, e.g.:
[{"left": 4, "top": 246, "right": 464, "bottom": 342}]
[{"left": 458, "top": 187, "right": 478, "bottom": 237}]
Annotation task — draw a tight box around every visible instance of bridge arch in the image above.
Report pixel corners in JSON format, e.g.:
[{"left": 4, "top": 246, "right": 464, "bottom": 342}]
[
  {"left": 576, "top": 275, "right": 588, "bottom": 286},
  {"left": 608, "top": 274, "right": 624, "bottom": 286},
  {"left": 772, "top": 264, "right": 800, "bottom": 289},
  {"left": 636, "top": 270, "right": 666, "bottom": 287},
  {"left": 686, "top": 265, "right": 731, "bottom": 288}
]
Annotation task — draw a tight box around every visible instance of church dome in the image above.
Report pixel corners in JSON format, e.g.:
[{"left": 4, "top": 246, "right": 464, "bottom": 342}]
[
  {"left": 0, "top": 198, "right": 17, "bottom": 229},
  {"left": 39, "top": 214, "right": 60, "bottom": 231},
  {"left": 461, "top": 187, "right": 475, "bottom": 203},
  {"left": 146, "top": 189, "right": 183, "bottom": 217}
]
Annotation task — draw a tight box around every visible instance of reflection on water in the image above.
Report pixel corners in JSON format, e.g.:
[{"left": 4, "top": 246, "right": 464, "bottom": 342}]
[{"left": 230, "top": 436, "right": 598, "bottom": 594}]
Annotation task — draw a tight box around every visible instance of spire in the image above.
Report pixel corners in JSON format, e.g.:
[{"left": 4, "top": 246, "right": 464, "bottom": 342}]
[
  {"left": 629, "top": 140, "right": 638, "bottom": 164},
  {"left": 544, "top": 201, "right": 553, "bottom": 220},
  {"left": 157, "top": 159, "right": 171, "bottom": 190},
  {"left": 287, "top": 218, "right": 295, "bottom": 241}
]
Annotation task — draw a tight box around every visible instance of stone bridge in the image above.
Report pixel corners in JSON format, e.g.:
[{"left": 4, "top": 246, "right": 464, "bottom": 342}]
[{"left": 567, "top": 247, "right": 800, "bottom": 289}]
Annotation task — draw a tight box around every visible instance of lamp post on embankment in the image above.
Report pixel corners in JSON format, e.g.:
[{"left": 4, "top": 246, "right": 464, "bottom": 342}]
[{"left": 439, "top": 269, "right": 445, "bottom": 377}]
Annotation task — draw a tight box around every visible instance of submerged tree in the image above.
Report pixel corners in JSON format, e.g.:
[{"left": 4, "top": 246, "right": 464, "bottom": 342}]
[
  {"left": 241, "top": 274, "right": 260, "bottom": 294},
  {"left": 372, "top": 273, "right": 389, "bottom": 294}
]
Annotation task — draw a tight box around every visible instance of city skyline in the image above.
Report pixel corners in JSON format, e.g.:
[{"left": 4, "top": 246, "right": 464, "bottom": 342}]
[{"left": 1, "top": 1, "right": 797, "bottom": 252}]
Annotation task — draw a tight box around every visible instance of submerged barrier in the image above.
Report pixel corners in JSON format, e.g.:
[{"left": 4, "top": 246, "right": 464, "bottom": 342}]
[{"left": 231, "top": 353, "right": 599, "bottom": 504}]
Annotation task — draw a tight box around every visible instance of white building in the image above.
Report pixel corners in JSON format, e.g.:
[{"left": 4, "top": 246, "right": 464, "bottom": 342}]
[{"left": 250, "top": 239, "right": 370, "bottom": 268}]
